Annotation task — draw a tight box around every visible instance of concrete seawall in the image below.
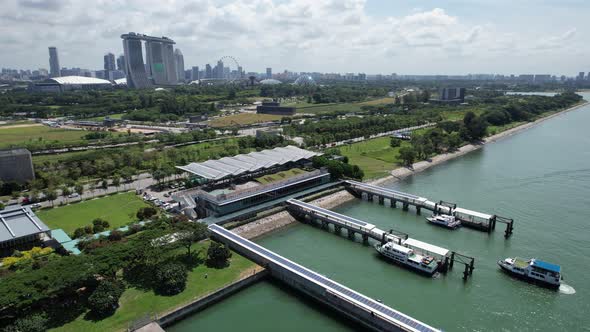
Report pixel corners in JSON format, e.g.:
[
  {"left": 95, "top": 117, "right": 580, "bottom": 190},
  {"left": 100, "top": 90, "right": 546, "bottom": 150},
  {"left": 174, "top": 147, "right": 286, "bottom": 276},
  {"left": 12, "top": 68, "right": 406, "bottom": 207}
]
[{"left": 158, "top": 268, "right": 268, "bottom": 328}]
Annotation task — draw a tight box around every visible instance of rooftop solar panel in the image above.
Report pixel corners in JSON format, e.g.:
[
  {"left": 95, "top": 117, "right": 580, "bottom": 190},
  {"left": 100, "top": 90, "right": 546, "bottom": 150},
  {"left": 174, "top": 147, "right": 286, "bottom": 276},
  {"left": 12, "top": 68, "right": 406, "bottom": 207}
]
[{"left": 288, "top": 199, "right": 368, "bottom": 226}]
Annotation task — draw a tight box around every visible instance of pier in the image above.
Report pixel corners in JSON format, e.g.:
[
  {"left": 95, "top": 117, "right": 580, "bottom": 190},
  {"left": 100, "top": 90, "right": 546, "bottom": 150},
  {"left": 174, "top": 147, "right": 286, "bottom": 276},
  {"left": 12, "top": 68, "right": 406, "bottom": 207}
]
[
  {"left": 286, "top": 199, "right": 475, "bottom": 280},
  {"left": 209, "top": 224, "right": 441, "bottom": 332},
  {"left": 345, "top": 180, "right": 514, "bottom": 238}
]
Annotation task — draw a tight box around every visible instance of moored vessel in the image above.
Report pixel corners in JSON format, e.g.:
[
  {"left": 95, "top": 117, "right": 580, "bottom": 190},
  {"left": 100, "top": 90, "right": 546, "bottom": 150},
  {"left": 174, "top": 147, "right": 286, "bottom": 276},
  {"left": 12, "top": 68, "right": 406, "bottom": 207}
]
[
  {"left": 375, "top": 241, "right": 438, "bottom": 276},
  {"left": 426, "top": 214, "right": 461, "bottom": 229}
]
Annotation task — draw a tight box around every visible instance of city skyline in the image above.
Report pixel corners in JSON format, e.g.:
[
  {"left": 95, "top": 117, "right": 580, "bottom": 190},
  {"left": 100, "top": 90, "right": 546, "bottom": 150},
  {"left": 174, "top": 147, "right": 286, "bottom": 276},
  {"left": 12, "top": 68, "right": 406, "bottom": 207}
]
[{"left": 1, "top": 0, "right": 589, "bottom": 75}]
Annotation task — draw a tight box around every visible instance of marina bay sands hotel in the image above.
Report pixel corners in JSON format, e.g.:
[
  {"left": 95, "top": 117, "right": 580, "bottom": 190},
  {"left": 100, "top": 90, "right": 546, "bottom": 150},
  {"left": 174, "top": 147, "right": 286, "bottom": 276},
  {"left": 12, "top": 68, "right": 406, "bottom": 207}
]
[{"left": 121, "top": 32, "right": 178, "bottom": 88}]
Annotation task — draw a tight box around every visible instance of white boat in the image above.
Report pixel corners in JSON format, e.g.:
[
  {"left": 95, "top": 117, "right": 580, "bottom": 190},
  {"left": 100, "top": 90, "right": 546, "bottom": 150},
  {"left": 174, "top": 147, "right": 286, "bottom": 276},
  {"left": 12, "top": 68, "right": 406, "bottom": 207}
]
[
  {"left": 375, "top": 241, "right": 438, "bottom": 276},
  {"left": 426, "top": 214, "right": 461, "bottom": 229},
  {"left": 497, "top": 257, "right": 561, "bottom": 288}
]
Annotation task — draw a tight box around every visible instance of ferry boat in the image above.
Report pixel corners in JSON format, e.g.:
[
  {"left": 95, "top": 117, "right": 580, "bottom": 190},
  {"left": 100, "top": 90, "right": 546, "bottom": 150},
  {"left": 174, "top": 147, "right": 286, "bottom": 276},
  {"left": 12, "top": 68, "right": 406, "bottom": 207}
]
[
  {"left": 426, "top": 214, "right": 461, "bottom": 229},
  {"left": 375, "top": 241, "right": 438, "bottom": 276},
  {"left": 497, "top": 257, "right": 562, "bottom": 288}
]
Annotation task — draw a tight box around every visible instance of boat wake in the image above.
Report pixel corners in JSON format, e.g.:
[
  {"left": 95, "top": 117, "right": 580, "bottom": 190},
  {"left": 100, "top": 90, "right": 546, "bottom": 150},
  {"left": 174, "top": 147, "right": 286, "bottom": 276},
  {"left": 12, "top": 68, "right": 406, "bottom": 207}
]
[{"left": 559, "top": 283, "right": 576, "bottom": 295}]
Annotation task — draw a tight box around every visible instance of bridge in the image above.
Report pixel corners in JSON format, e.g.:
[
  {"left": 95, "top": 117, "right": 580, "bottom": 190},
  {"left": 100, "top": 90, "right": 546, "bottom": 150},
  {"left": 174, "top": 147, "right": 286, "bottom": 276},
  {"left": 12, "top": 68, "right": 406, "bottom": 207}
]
[
  {"left": 345, "top": 180, "right": 514, "bottom": 238},
  {"left": 209, "top": 224, "right": 441, "bottom": 332}
]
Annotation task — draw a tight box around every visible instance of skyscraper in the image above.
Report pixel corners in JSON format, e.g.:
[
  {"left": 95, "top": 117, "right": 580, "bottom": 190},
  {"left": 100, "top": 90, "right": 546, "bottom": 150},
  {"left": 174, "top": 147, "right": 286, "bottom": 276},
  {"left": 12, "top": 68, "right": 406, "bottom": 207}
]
[
  {"left": 191, "top": 66, "right": 199, "bottom": 81},
  {"left": 48, "top": 47, "right": 60, "bottom": 77},
  {"left": 215, "top": 60, "right": 224, "bottom": 79},
  {"left": 116, "top": 55, "right": 125, "bottom": 71},
  {"left": 205, "top": 64, "right": 212, "bottom": 78},
  {"left": 266, "top": 67, "right": 272, "bottom": 79},
  {"left": 163, "top": 43, "right": 177, "bottom": 84},
  {"left": 104, "top": 53, "right": 116, "bottom": 71},
  {"left": 121, "top": 33, "right": 152, "bottom": 88},
  {"left": 174, "top": 49, "right": 185, "bottom": 83}
]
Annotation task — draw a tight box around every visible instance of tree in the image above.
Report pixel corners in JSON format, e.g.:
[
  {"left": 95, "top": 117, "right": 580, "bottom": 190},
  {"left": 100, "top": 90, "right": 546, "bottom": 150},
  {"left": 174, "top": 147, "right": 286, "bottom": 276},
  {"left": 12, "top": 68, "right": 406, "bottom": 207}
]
[
  {"left": 136, "top": 206, "right": 158, "bottom": 220},
  {"left": 447, "top": 132, "right": 462, "bottom": 151},
  {"left": 154, "top": 262, "right": 188, "bottom": 295},
  {"left": 0, "top": 202, "right": 4, "bottom": 210},
  {"left": 175, "top": 221, "right": 208, "bottom": 257},
  {"left": 44, "top": 189, "right": 58, "bottom": 207},
  {"left": 390, "top": 137, "right": 401, "bottom": 148},
  {"left": 92, "top": 218, "right": 110, "bottom": 233},
  {"left": 108, "top": 230, "right": 123, "bottom": 241},
  {"left": 398, "top": 146, "right": 416, "bottom": 167},
  {"left": 87, "top": 280, "right": 125, "bottom": 317},
  {"left": 112, "top": 176, "right": 121, "bottom": 189},
  {"left": 206, "top": 241, "right": 232, "bottom": 268},
  {"left": 75, "top": 184, "right": 84, "bottom": 196}
]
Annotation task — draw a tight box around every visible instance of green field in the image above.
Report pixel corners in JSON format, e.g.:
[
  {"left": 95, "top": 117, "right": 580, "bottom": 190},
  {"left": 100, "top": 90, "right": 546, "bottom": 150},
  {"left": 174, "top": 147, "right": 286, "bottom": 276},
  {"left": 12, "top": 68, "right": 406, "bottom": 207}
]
[
  {"left": 255, "top": 168, "right": 306, "bottom": 184},
  {"left": 340, "top": 137, "right": 410, "bottom": 179},
  {"left": 51, "top": 241, "right": 258, "bottom": 332},
  {"left": 293, "top": 97, "right": 394, "bottom": 115},
  {"left": 0, "top": 125, "right": 87, "bottom": 148},
  {"left": 36, "top": 192, "right": 150, "bottom": 234},
  {"left": 208, "top": 113, "right": 283, "bottom": 127},
  {"left": 86, "top": 113, "right": 125, "bottom": 121}
]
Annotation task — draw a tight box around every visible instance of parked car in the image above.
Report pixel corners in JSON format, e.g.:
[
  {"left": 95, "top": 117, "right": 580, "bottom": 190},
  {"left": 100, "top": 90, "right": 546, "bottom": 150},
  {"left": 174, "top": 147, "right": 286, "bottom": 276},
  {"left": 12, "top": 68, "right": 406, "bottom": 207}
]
[
  {"left": 68, "top": 193, "right": 79, "bottom": 198},
  {"left": 30, "top": 203, "right": 42, "bottom": 209}
]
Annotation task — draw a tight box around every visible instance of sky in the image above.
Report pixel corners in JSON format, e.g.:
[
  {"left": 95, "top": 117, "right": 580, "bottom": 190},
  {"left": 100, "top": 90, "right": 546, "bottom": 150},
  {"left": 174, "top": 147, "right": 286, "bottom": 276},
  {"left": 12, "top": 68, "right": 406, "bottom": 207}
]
[{"left": 1, "top": 0, "right": 589, "bottom": 75}]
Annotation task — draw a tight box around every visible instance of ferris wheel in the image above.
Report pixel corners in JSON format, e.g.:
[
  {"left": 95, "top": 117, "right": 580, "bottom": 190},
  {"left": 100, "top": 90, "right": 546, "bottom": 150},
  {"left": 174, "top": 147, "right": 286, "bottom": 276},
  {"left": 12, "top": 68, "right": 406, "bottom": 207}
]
[{"left": 218, "top": 55, "right": 242, "bottom": 82}]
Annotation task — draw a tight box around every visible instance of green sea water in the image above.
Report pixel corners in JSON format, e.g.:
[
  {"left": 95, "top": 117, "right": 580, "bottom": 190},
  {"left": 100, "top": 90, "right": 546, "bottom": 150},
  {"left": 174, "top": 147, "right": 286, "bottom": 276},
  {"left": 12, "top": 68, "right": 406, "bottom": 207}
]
[{"left": 169, "top": 93, "right": 590, "bottom": 332}]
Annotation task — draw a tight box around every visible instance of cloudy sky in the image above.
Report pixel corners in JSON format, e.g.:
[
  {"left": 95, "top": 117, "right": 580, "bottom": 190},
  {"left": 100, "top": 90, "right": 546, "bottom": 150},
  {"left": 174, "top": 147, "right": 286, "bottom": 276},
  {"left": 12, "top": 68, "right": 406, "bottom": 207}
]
[{"left": 1, "top": 0, "right": 588, "bottom": 75}]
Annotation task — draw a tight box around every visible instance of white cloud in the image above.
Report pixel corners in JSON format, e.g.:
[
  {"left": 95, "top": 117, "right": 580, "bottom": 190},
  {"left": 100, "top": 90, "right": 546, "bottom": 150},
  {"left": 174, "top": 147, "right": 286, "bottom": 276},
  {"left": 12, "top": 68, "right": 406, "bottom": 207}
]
[{"left": 0, "top": 0, "right": 586, "bottom": 74}]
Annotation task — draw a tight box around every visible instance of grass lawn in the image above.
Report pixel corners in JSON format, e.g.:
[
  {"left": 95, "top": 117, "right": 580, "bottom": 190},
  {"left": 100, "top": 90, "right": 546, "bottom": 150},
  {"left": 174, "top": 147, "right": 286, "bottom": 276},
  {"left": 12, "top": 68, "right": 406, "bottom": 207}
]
[
  {"left": 36, "top": 192, "right": 150, "bottom": 234},
  {"left": 86, "top": 113, "right": 125, "bottom": 121},
  {"left": 0, "top": 125, "right": 87, "bottom": 148},
  {"left": 340, "top": 137, "right": 411, "bottom": 179},
  {"left": 51, "top": 241, "right": 258, "bottom": 332},
  {"left": 358, "top": 97, "right": 395, "bottom": 106},
  {"left": 208, "top": 113, "right": 282, "bottom": 127},
  {"left": 293, "top": 98, "right": 394, "bottom": 115},
  {"left": 255, "top": 168, "right": 306, "bottom": 185}
]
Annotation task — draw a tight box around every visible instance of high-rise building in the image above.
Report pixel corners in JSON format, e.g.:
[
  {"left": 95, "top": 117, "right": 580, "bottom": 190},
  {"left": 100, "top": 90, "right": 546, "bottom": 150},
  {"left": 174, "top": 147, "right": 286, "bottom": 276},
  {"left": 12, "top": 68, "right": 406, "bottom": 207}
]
[
  {"left": 122, "top": 33, "right": 177, "bottom": 88},
  {"left": 578, "top": 72, "right": 585, "bottom": 81},
  {"left": 191, "top": 66, "right": 199, "bottom": 81},
  {"left": 48, "top": 47, "right": 61, "bottom": 77},
  {"left": 174, "top": 49, "right": 185, "bottom": 83},
  {"left": 266, "top": 67, "right": 272, "bottom": 79},
  {"left": 121, "top": 33, "right": 152, "bottom": 88},
  {"left": 116, "top": 54, "right": 125, "bottom": 71},
  {"left": 163, "top": 43, "right": 177, "bottom": 84},
  {"left": 103, "top": 52, "right": 116, "bottom": 72},
  {"left": 205, "top": 64, "right": 212, "bottom": 78},
  {"left": 215, "top": 60, "right": 224, "bottom": 79}
]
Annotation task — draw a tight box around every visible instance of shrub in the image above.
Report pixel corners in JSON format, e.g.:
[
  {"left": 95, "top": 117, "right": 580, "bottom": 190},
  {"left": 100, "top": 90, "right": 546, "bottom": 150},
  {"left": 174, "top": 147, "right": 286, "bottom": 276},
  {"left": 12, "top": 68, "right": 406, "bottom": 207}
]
[
  {"left": 206, "top": 242, "right": 232, "bottom": 268},
  {"left": 73, "top": 227, "right": 86, "bottom": 239},
  {"left": 136, "top": 207, "right": 158, "bottom": 220},
  {"left": 108, "top": 230, "right": 123, "bottom": 241},
  {"left": 87, "top": 280, "right": 125, "bottom": 317},
  {"left": 154, "top": 263, "right": 188, "bottom": 295},
  {"left": 3, "top": 313, "right": 48, "bottom": 332}
]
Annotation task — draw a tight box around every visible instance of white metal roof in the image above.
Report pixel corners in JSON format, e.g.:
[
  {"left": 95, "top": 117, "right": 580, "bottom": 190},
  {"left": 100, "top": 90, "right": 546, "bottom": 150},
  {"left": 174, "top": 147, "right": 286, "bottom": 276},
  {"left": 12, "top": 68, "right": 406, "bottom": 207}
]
[
  {"left": 453, "top": 207, "right": 493, "bottom": 220},
  {"left": 114, "top": 78, "right": 127, "bottom": 85},
  {"left": 403, "top": 238, "right": 449, "bottom": 257},
  {"left": 177, "top": 145, "right": 319, "bottom": 180},
  {"left": 49, "top": 76, "right": 113, "bottom": 85}
]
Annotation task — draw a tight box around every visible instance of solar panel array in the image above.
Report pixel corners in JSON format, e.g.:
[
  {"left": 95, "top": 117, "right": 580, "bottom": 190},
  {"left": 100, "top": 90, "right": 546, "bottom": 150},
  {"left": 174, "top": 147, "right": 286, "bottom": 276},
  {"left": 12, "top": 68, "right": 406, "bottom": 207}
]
[
  {"left": 177, "top": 145, "right": 319, "bottom": 180},
  {"left": 347, "top": 180, "right": 421, "bottom": 200},
  {"left": 209, "top": 224, "right": 439, "bottom": 332},
  {"left": 287, "top": 199, "right": 368, "bottom": 227}
]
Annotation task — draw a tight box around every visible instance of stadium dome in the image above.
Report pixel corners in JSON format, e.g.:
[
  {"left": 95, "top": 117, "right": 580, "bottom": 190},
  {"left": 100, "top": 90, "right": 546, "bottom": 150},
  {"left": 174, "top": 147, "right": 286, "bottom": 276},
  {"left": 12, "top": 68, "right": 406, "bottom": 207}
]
[
  {"left": 294, "top": 75, "right": 316, "bottom": 86},
  {"left": 260, "top": 79, "right": 282, "bottom": 85}
]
